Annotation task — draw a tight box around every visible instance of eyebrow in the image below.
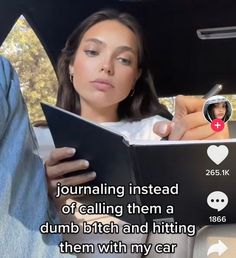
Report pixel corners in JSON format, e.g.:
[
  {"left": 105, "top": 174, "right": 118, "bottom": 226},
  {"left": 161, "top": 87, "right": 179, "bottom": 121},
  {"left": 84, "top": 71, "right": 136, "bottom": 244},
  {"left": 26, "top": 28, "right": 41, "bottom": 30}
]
[
  {"left": 85, "top": 38, "right": 103, "bottom": 45},
  {"left": 85, "top": 38, "right": 136, "bottom": 54}
]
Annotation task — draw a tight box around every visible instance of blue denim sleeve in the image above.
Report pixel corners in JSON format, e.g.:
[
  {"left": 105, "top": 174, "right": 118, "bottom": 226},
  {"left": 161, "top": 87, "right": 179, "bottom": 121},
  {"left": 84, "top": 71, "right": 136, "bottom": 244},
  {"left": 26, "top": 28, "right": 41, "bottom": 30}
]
[{"left": 0, "top": 56, "right": 74, "bottom": 258}]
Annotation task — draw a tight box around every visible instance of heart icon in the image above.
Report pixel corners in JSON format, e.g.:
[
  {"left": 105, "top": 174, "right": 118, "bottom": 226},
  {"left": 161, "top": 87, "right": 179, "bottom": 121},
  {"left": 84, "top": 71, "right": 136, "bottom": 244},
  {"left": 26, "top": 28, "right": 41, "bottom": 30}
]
[{"left": 207, "top": 145, "right": 229, "bottom": 165}]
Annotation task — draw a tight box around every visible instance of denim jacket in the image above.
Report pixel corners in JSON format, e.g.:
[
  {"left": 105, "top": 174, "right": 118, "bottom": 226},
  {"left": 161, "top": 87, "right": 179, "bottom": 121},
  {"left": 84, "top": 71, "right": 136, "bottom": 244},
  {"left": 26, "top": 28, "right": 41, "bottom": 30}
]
[{"left": 0, "top": 56, "right": 73, "bottom": 258}]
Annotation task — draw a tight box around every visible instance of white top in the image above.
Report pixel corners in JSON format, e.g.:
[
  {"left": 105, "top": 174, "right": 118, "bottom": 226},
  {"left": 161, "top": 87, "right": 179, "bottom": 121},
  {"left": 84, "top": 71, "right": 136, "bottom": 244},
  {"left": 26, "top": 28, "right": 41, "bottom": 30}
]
[
  {"left": 33, "top": 114, "right": 165, "bottom": 258},
  {"left": 33, "top": 114, "right": 164, "bottom": 162}
]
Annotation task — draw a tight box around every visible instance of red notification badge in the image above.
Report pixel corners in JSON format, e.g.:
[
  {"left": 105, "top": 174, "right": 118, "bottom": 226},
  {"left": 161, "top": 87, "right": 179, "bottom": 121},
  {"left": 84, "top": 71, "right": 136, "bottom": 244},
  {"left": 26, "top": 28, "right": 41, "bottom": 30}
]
[{"left": 211, "top": 119, "right": 225, "bottom": 132}]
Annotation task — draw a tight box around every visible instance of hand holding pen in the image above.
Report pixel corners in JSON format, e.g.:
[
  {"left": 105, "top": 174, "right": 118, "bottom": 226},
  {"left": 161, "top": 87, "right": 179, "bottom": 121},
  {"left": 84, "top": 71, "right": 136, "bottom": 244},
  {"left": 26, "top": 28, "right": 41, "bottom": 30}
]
[{"left": 153, "top": 84, "right": 230, "bottom": 140}]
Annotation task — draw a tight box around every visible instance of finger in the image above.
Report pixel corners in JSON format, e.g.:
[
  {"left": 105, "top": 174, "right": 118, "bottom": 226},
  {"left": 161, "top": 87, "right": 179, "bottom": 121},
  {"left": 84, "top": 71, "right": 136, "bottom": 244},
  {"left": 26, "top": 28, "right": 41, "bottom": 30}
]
[
  {"left": 46, "top": 147, "right": 76, "bottom": 166},
  {"left": 174, "top": 95, "right": 204, "bottom": 121},
  {"left": 202, "top": 125, "right": 229, "bottom": 140},
  {"left": 180, "top": 124, "right": 214, "bottom": 140},
  {"left": 169, "top": 112, "right": 207, "bottom": 140},
  {"left": 49, "top": 171, "right": 96, "bottom": 199},
  {"left": 179, "top": 120, "right": 229, "bottom": 140},
  {"left": 153, "top": 121, "right": 172, "bottom": 138},
  {"left": 62, "top": 171, "right": 96, "bottom": 186},
  {"left": 47, "top": 159, "right": 89, "bottom": 179}
]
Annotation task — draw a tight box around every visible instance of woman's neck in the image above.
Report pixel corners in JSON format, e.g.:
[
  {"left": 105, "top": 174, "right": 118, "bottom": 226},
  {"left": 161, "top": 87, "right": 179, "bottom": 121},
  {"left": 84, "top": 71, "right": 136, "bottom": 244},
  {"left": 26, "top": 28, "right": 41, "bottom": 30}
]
[{"left": 80, "top": 101, "right": 119, "bottom": 123}]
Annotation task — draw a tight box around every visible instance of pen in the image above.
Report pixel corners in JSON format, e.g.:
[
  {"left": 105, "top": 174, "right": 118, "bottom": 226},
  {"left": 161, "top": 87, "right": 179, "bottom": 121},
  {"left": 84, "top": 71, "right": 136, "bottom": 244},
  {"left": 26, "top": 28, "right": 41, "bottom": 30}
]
[
  {"left": 161, "top": 83, "right": 223, "bottom": 140},
  {"left": 203, "top": 83, "right": 223, "bottom": 99}
]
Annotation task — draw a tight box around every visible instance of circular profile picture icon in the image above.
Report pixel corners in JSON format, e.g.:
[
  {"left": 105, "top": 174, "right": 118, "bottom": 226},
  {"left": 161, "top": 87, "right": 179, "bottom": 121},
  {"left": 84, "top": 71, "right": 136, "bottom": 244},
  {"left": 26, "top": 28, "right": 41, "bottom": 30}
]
[{"left": 203, "top": 95, "right": 232, "bottom": 123}]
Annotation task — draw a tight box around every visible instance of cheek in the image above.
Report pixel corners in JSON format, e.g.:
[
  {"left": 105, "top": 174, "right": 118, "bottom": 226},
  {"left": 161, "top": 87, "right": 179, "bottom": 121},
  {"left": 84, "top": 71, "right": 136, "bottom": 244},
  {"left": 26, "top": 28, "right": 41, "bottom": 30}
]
[
  {"left": 73, "top": 56, "right": 93, "bottom": 78},
  {"left": 72, "top": 58, "right": 98, "bottom": 92},
  {"left": 117, "top": 68, "right": 137, "bottom": 92}
]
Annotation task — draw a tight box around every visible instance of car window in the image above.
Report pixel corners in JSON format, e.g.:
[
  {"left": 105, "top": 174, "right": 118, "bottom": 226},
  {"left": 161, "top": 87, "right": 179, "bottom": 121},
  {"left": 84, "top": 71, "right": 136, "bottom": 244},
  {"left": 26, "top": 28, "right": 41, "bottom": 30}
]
[
  {"left": 0, "top": 15, "right": 235, "bottom": 122},
  {"left": 0, "top": 15, "right": 57, "bottom": 122}
]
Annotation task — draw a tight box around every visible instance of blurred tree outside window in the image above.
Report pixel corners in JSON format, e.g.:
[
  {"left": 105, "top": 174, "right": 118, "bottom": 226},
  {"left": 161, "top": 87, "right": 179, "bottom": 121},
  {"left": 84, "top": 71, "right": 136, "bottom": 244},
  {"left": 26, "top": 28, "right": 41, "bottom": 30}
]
[
  {"left": 0, "top": 15, "right": 235, "bottom": 122},
  {"left": 0, "top": 15, "right": 57, "bottom": 122}
]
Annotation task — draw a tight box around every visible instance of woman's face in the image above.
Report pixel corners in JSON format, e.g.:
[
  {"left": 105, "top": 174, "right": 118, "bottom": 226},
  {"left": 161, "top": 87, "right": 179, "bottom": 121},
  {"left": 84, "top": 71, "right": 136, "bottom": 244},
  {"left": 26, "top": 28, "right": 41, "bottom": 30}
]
[
  {"left": 69, "top": 20, "right": 141, "bottom": 113},
  {"left": 213, "top": 102, "right": 226, "bottom": 120}
]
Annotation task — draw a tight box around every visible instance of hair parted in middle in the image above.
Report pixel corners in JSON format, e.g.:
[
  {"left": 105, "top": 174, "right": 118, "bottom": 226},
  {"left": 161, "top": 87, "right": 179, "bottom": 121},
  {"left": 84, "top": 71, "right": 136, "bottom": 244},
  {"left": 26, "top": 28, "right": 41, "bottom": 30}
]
[{"left": 56, "top": 8, "right": 172, "bottom": 121}]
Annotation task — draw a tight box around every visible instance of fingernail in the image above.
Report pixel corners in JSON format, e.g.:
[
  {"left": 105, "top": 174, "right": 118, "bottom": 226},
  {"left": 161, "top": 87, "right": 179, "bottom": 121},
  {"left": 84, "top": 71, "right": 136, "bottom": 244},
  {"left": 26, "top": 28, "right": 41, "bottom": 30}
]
[
  {"left": 67, "top": 148, "right": 76, "bottom": 155},
  {"left": 159, "top": 123, "right": 168, "bottom": 134},
  {"left": 90, "top": 171, "right": 96, "bottom": 178},
  {"left": 84, "top": 160, "right": 89, "bottom": 167}
]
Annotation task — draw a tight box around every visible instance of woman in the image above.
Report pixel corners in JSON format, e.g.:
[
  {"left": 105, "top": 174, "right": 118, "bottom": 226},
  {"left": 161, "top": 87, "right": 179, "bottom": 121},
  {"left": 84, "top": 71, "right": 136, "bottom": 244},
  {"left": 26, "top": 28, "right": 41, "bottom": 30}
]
[
  {"left": 204, "top": 95, "right": 232, "bottom": 123},
  {"left": 35, "top": 9, "right": 229, "bottom": 258}
]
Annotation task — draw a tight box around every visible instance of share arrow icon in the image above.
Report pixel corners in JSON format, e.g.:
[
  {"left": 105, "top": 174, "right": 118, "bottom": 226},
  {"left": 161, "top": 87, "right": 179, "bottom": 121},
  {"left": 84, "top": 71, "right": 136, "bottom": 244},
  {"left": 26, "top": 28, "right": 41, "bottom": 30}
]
[{"left": 207, "top": 240, "right": 228, "bottom": 256}]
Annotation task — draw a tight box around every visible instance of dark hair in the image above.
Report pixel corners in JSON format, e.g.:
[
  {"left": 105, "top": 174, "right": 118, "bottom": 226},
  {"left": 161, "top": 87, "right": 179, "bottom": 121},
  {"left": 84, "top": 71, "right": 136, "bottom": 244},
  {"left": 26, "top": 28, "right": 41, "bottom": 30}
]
[
  {"left": 56, "top": 9, "right": 172, "bottom": 121},
  {"left": 206, "top": 102, "right": 231, "bottom": 122}
]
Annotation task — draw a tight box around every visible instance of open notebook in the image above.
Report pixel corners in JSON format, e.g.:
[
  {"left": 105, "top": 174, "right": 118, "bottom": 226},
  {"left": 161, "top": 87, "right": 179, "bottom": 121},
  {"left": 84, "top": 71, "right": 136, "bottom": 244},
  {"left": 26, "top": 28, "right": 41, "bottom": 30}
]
[{"left": 41, "top": 103, "right": 236, "bottom": 227}]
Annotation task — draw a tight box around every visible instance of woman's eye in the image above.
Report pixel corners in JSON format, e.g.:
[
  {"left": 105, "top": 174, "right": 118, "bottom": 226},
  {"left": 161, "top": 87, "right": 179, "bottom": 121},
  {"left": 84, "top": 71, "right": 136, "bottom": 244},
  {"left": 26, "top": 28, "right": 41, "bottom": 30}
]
[
  {"left": 117, "top": 57, "right": 131, "bottom": 65},
  {"left": 84, "top": 50, "right": 98, "bottom": 56}
]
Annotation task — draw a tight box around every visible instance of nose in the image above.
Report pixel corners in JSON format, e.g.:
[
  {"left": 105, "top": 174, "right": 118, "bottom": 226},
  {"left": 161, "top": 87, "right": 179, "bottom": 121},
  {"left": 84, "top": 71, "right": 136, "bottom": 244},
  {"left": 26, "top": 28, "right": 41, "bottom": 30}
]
[
  {"left": 100, "top": 59, "right": 114, "bottom": 75},
  {"left": 218, "top": 106, "right": 225, "bottom": 113}
]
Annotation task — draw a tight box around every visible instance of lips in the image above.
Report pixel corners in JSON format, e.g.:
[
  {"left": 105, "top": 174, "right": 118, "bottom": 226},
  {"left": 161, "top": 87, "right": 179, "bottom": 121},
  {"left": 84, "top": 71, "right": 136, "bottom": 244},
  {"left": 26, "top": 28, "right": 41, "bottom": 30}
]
[
  {"left": 91, "top": 79, "right": 114, "bottom": 91},
  {"left": 216, "top": 113, "right": 224, "bottom": 118}
]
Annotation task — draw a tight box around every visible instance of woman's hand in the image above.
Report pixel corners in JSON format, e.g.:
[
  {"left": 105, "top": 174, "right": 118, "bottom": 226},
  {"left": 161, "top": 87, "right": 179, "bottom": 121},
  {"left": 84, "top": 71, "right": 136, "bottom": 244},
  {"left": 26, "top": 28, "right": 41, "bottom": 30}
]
[
  {"left": 45, "top": 147, "right": 96, "bottom": 199},
  {"left": 154, "top": 95, "right": 229, "bottom": 140}
]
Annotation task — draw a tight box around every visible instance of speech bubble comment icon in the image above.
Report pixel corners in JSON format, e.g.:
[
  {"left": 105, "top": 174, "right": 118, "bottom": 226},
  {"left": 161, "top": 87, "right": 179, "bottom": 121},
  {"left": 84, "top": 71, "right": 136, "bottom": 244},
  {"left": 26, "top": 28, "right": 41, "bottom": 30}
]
[
  {"left": 207, "top": 191, "right": 228, "bottom": 211},
  {"left": 207, "top": 145, "right": 229, "bottom": 165}
]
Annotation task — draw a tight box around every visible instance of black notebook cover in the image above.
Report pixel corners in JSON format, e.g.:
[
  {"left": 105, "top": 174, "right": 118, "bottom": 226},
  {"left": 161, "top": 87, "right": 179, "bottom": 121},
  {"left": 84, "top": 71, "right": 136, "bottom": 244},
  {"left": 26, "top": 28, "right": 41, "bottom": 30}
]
[{"left": 41, "top": 103, "right": 236, "bottom": 226}]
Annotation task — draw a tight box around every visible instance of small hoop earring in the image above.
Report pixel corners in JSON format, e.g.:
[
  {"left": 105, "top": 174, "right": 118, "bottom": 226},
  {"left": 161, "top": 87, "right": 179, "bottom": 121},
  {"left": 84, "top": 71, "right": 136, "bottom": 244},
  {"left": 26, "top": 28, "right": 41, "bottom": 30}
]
[
  {"left": 69, "top": 74, "right": 74, "bottom": 84},
  {"left": 130, "top": 89, "right": 135, "bottom": 97}
]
